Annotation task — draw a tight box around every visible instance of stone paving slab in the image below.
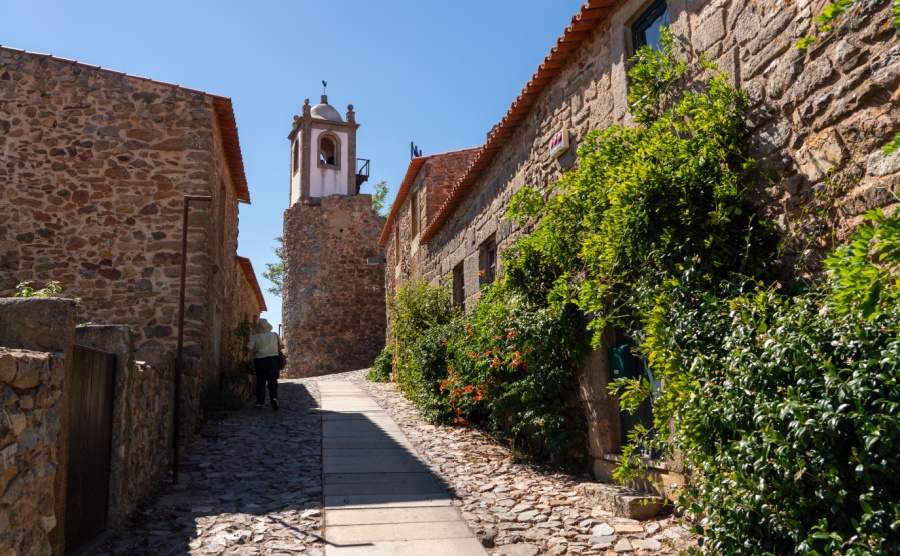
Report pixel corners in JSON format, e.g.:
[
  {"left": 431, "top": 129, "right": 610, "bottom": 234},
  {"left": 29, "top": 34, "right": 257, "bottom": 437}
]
[
  {"left": 323, "top": 448, "right": 414, "bottom": 457},
  {"left": 323, "top": 494, "right": 452, "bottom": 509},
  {"left": 324, "top": 480, "right": 445, "bottom": 496},
  {"left": 319, "top": 381, "right": 487, "bottom": 555},
  {"left": 323, "top": 437, "right": 415, "bottom": 450},
  {"left": 323, "top": 471, "right": 438, "bottom": 485},
  {"left": 325, "top": 506, "right": 464, "bottom": 526},
  {"left": 327, "top": 537, "right": 489, "bottom": 556},
  {"left": 327, "top": 520, "right": 475, "bottom": 543}
]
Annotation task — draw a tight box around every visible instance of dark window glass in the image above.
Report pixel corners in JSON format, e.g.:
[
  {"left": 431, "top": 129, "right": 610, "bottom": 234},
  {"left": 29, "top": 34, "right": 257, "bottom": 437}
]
[
  {"left": 452, "top": 263, "right": 465, "bottom": 310},
  {"left": 632, "top": 0, "right": 669, "bottom": 51},
  {"left": 292, "top": 140, "right": 299, "bottom": 175},
  {"left": 411, "top": 192, "right": 419, "bottom": 238},
  {"left": 479, "top": 236, "right": 497, "bottom": 286}
]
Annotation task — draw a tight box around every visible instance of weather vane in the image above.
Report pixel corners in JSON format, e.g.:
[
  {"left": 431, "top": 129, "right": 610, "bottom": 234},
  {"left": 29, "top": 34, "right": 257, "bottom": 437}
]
[{"left": 322, "top": 80, "right": 327, "bottom": 95}]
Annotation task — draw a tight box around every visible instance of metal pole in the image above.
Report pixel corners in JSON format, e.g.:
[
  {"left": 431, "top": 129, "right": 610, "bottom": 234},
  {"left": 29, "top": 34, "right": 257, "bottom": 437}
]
[{"left": 173, "top": 195, "right": 211, "bottom": 485}]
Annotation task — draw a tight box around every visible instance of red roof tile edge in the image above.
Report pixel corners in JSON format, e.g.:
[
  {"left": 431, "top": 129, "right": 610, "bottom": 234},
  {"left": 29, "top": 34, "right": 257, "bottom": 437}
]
[
  {"left": 0, "top": 45, "right": 251, "bottom": 205},
  {"left": 378, "top": 148, "right": 480, "bottom": 247},
  {"left": 418, "top": 0, "right": 615, "bottom": 244},
  {"left": 237, "top": 256, "right": 267, "bottom": 312}
]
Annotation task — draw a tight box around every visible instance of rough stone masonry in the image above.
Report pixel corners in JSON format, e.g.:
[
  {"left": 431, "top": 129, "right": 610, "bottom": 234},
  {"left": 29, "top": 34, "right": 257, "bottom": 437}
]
[{"left": 282, "top": 194, "right": 386, "bottom": 378}]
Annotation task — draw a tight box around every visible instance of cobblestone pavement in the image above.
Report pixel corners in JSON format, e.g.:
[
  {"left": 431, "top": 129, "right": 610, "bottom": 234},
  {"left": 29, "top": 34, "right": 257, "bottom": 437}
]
[{"left": 103, "top": 370, "right": 695, "bottom": 555}]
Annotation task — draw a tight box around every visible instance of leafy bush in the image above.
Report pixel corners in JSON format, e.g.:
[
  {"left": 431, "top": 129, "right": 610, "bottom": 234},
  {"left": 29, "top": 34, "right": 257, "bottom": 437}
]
[
  {"left": 443, "top": 284, "right": 589, "bottom": 461},
  {"left": 367, "top": 343, "right": 393, "bottom": 382},
  {"left": 637, "top": 275, "right": 900, "bottom": 554},
  {"left": 386, "top": 279, "right": 589, "bottom": 461},
  {"left": 387, "top": 280, "right": 457, "bottom": 418}
]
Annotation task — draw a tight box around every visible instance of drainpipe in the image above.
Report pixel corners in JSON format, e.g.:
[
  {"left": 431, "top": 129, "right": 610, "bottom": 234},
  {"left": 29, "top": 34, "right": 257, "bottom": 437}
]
[{"left": 173, "top": 195, "right": 211, "bottom": 484}]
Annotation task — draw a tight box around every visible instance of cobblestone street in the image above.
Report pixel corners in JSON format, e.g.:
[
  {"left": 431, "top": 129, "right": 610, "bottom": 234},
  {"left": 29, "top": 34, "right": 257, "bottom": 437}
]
[{"left": 103, "top": 371, "right": 694, "bottom": 556}]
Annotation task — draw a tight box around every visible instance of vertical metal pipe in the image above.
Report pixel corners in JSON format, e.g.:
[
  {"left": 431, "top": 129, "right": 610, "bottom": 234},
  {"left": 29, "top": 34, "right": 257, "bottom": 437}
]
[{"left": 173, "top": 195, "right": 211, "bottom": 484}]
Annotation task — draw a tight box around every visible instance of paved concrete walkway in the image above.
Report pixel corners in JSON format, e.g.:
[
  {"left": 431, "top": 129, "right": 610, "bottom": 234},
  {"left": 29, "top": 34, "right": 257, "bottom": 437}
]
[{"left": 319, "top": 382, "right": 488, "bottom": 556}]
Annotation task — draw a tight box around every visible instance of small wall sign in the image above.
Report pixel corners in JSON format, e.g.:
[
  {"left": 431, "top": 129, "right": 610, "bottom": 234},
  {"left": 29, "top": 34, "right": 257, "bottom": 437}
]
[{"left": 549, "top": 129, "right": 569, "bottom": 158}]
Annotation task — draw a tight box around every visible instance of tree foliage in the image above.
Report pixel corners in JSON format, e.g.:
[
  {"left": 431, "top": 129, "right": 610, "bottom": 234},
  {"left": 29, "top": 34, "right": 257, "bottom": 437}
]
[
  {"left": 370, "top": 179, "right": 390, "bottom": 217},
  {"left": 263, "top": 236, "right": 284, "bottom": 297}
]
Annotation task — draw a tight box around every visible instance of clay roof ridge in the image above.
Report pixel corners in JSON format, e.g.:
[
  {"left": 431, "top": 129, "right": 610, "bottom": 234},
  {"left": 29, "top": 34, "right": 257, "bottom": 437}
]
[
  {"left": 0, "top": 45, "right": 251, "bottom": 205},
  {"left": 236, "top": 256, "right": 267, "bottom": 312},
  {"left": 418, "top": 1, "right": 615, "bottom": 243}
]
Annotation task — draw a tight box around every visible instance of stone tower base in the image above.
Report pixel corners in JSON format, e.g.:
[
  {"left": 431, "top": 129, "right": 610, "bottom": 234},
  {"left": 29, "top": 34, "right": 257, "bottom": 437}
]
[{"left": 282, "top": 194, "right": 386, "bottom": 377}]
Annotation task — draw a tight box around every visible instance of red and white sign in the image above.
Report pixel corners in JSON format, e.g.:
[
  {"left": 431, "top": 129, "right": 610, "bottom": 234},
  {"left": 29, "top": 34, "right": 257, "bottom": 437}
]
[{"left": 549, "top": 130, "right": 569, "bottom": 158}]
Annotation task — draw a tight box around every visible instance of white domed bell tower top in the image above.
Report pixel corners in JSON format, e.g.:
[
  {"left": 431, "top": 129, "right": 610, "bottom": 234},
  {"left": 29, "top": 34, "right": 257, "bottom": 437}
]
[{"left": 287, "top": 94, "right": 368, "bottom": 205}]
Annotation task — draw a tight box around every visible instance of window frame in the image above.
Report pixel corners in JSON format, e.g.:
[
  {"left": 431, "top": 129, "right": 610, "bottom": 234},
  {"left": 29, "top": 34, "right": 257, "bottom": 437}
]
[
  {"left": 631, "top": 0, "right": 669, "bottom": 51},
  {"left": 410, "top": 189, "right": 420, "bottom": 239},
  {"left": 479, "top": 235, "right": 497, "bottom": 286},
  {"left": 452, "top": 262, "right": 465, "bottom": 311}
]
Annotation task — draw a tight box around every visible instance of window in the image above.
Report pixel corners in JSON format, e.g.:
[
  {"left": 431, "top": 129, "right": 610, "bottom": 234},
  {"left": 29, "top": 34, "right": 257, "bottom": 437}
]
[
  {"left": 410, "top": 191, "right": 419, "bottom": 238},
  {"left": 394, "top": 223, "right": 400, "bottom": 267},
  {"left": 632, "top": 0, "right": 669, "bottom": 51},
  {"left": 318, "top": 135, "right": 339, "bottom": 167},
  {"left": 452, "top": 262, "right": 465, "bottom": 310},
  {"left": 479, "top": 235, "right": 497, "bottom": 286},
  {"left": 292, "top": 140, "right": 299, "bottom": 175}
]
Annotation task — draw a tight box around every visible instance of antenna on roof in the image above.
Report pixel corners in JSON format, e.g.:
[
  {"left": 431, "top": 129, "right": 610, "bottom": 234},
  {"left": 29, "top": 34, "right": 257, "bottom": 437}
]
[
  {"left": 410, "top": 142, "right": 422, "bottom": 158},
  {"left": 322, "top": 80, "right": 327, "bottom": 95}
]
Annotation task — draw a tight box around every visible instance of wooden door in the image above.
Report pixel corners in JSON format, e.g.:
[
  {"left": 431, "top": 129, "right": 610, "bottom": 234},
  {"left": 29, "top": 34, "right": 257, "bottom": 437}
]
[{"left": 65, "top": 345, "right": 116, "bottom": 554}]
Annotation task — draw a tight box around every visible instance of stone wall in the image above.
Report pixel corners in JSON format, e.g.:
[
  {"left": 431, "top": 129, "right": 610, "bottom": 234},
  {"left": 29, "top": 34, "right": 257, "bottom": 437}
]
[
  {"left": 283, "top": 194, "right": 386, "bottom": 377},
  {"left": 0, "top": 348, "right": 67, "bottom": 556},
  {"left": 384, "top": 0, "right": 900, "bottom": 491},
  {"left": 0, "top": 46, "right": 258, "bottom": 444},
  {"left": 126, "top": 347, "right": 174, "bottom": 515},
  {"left": 0, "top": 298, "right": 75, "bottom": 556},
  {"left": 0, "top": 299, "right": 178, "bottom": 554}
]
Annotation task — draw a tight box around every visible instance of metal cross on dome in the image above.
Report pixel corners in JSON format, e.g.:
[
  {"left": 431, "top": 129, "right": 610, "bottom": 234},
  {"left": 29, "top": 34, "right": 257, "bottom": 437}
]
[{"left": 322, "top": 80, "right": 327, "bottom": 95}]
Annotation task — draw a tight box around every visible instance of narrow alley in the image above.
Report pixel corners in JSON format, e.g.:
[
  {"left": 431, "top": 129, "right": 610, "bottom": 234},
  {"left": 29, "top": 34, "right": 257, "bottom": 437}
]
[{"left": 102, "top": 371, "right": 693, "bottom": 556}]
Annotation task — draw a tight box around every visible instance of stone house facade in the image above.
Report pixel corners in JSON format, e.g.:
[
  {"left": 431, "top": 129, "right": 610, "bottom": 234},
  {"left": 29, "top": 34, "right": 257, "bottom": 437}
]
[
  {"left": 0, "top": 46, "right": 265, "bottom": 433},
  {"left": 382, "top": 0, "right": 900, "bottom": 492},
  {"left": 379, "top": 148, "right": 479, "bottom": 302}
]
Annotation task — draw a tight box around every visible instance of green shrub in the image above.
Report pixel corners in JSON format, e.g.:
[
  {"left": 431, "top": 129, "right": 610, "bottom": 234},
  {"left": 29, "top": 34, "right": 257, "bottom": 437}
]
[
  {"left": 367, "top": 344, "right": 393, "bottom": 382},
  {"left": 385, "top": 279, "right": 589, "bottom": 461},
  {"left": 636, "top": 278, "right": 900, "bottom": 555},
  {"left": 443, "top": 284, "right": 589, "bottom": 461},
  {"left": 387, "top": 280, "right": 457, "bottom": 418}
]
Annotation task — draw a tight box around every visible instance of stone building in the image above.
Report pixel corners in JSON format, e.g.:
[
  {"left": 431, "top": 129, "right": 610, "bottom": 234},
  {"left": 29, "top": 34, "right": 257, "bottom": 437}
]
[
  {"left": 379, "top": 148, "right": 479, "bottom": 303},
  {"left": 382, "top": 0, "right": 900, "bottom": 492},
  {"left": 0, "top": 46, "right": 265, "bottom": 439},
  {"left": 282, "top": 95, "right": 386, "bottom": 377}
]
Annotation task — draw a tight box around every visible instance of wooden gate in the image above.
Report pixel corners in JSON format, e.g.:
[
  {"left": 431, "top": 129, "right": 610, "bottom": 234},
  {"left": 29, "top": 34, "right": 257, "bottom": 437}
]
[{"left": 65, "top": 345, "right": 116, "bottom": 554}]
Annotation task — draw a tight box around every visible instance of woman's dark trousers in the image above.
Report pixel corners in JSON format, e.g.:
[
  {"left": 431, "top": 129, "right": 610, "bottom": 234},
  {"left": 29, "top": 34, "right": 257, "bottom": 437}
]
[{"left": 254, "top": 355, "right": 280, "bottom": 405}]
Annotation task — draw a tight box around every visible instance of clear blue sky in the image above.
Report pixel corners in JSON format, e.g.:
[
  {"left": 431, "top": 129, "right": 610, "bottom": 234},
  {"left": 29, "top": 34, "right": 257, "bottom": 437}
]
[{"left": 2, "top": 0, "right": 580, "bottom": 329}]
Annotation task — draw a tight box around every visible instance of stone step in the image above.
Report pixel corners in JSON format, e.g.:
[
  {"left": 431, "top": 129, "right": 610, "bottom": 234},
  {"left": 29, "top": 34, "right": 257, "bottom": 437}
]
[{"left": 576, "top": 482, "right": 666, "bottom": 520}]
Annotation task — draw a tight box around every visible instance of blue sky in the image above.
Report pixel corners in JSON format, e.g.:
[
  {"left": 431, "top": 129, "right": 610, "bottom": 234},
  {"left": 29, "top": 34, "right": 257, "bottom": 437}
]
[{"left": 2, "top": 1, "right": 580, "bottom": 328}]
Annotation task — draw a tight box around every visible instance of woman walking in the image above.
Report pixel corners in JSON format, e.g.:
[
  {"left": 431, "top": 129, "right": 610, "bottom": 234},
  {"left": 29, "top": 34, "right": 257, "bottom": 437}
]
[{"left": 247, "top": 318, "right": 283, "bottom": 410}]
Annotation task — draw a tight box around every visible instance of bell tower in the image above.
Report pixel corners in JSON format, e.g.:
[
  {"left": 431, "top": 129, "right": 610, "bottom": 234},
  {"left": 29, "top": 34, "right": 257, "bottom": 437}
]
[
  {"left": 281, "top": 91, "right": 385, "bottom": 379},
  {"left": 287, "top": 95, "right": 369, "bottom": 205}
]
